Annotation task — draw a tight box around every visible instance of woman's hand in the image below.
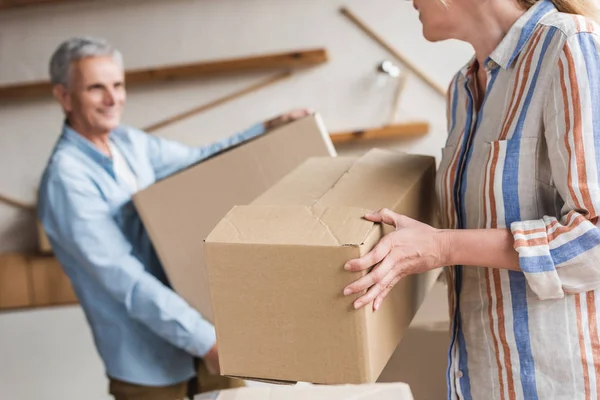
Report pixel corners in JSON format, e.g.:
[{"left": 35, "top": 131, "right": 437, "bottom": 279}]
[{"left": 343, "top": 208, "right": 448, "bottom": 311}]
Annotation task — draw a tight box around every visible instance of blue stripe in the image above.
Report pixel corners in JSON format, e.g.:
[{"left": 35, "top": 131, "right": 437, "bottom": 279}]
[
  {"left": 508, "top": 271, "right": 538, "bottom": 399},
  {"left": 578, "top": 33, "right": 600, "bottom": 186},
  {"left": 455, "top": 79, "right": 475, "bottom": 226},
  {"left": 449, "top": 76, "right": 460, "bottom": 135},
  {"left": 507, "top": 0, "right": 555, "bottom": 67},
  {"left": 513, "top": 27, "right": 557, "bottom": 141},
  {"left": 460, "top": 68, "right": 500, "bottom": 222},
  {"left": 519, "top": 254, "right": 555, "bottom": 273},
  {"left": 448, "top": 69, "right": 501, "bottom": 400},
  {"left": 504, "top": 28, "right": 556, "bottom": 223},
  {"left": 501, "top": 28, "right": 556, "bottom": 400},
  {"left": 456, "top": 267, "right": 472, "bottom": 399},
  {"left": 550, "top": 228, "right": 600, "bottom": 265}
]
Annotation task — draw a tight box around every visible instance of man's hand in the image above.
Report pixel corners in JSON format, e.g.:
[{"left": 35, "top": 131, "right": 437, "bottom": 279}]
[
  {"left": 264, "top": 108, "right": 312, "bottom": 131},
  {"left": 203, "top": 343, "right": 221, "bottom": 375}
]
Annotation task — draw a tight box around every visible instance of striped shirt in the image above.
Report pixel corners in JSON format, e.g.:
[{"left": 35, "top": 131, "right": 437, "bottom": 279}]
[{"left": 436, "top": 1, "right": 600, "bottom": 398}]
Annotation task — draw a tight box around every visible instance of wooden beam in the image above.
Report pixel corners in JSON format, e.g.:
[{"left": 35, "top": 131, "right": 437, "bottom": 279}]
[
  {"left": 330, "top": 122, "right": 430, "bottom": 144},
  {"left": 0, "top": 48, "right": 328, "bottom": 101},
  {"left": 144, "top": 70, "right": 292, "bottom": 133},
  {"left": 340, "top": 7, "right": 446, "bottom": 97},
  {"left": 0, "top": 0, "right": 75, "bottom": 9}
]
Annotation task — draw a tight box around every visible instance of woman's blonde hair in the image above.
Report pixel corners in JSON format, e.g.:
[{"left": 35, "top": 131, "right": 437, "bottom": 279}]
[{"left": 518, "top": 0, "right": 600, "bottom": 23}]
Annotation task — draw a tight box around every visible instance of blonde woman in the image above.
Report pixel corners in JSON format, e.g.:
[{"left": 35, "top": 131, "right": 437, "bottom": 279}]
[{"left": 343, "top": 0, "right": 600, "bottom": 398}]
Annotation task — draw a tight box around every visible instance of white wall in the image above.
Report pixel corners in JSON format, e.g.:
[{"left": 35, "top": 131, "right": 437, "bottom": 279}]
[{"left": 0, "top": 0, "right": 470, "bottom": 398}]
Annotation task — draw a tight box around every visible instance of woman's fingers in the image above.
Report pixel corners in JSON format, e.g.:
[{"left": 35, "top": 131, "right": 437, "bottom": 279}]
[
  {"left": 364, "top": 208, "right": 400, "bottom": 226},
  {"left": 343, "top": 254, "right": 393, "bottom": 297},
  {"left": 352, "top": 271, "right": 395, "bottom": 309},
  {"left": 344, "top": 237, "right": 392, "bottom": 272},
  {"left": 344, "top": 249, "right": 404, "bottom": 303},
  {"left": 373, "top": 274, "right": 403, "bottom": 311}
]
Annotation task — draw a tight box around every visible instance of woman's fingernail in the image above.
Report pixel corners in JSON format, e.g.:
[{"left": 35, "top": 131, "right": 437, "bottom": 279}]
[
  {"left": 354, "top": 301, "right": 362, "bottom": 309},
  {"left": 344, "top": 263, "right": 351, "bottom": 270},
  {"left": 374, "top": 300, "right": 381, "bottom": 311},
  {"left": 344, "top": 288, "right": 352, "bottom": 296}
]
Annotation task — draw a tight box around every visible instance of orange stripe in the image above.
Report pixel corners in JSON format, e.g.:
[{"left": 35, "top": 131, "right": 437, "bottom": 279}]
[
  {"left": 486, "top": 268, "right": 506, "bottom": 400},
  {"left": 499, "top": 26, "right": 546, "bottom": 141},
  {"left": 448, "top": 129, "right": 464, "bottom": 229},
  {"left": 587, "top": 20, "right": 595, "bottom": 33},
  {"left": 574, "top": 15, "right": 582, "bottom": 33},
  {"left": 586, "top": 292, "right": 600, "bottom": 385},
  {"left": 493, "top": 269, "right": 516, "bottom": 399},
  {"left": 576, "top": 294, "right": 591, "bottom": 399},
  {"left": 512, "top": 227, "right": 547, "bottom": 236},
  {"left": 482, "top": 138, "right": 492, "bottom": 228},
  {"left": 564, "top": 43, "right": 596, "bottom": 215},
  {"left": 547, "top": 213, "right": 588, "bottom": 242},
  {"left": 514, "top": 237, "right": 548, "bottom": 248},
  {"left": 443, "top": 142, "right": 459, "bottom": 228},
  {"left": 489, "top": 142, "right": 501, "bottom": 228},
  {"left": 558, "top": 58, "right": 583, "bottom": 210}
]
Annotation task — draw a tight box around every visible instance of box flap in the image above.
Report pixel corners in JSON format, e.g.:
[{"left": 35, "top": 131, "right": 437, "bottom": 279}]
[
  {"left": 207, "top": 148, "right": 434, "bottom": 247},
  {"left": 206, "top": 205, "right": 374, "bottom": 246}
]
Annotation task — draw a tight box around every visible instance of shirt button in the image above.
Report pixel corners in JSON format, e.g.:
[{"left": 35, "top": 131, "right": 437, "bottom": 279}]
[
  {"left": 486, "top": 60, "right": 496, "bottom": 69},
  {"left": 456, "top": 370, "right": 464, "bottom": 378}
]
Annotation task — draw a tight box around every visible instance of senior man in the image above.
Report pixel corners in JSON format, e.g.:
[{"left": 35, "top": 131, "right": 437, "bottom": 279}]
[{"left": 37, "top": 36, "right": 308, "bottom": 400}]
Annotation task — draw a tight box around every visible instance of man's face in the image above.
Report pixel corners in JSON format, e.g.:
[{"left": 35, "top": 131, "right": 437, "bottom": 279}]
[{"left": 54, "top": 56, "right": 126, "bottom": 134}]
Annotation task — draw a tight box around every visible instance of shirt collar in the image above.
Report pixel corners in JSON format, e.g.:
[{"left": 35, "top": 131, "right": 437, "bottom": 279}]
[
  {"left": 460, "top": 0, "right": 557, "bottom": 76},
  {"left": 61, "top": 122, "right": 128, "bottom": 170}
]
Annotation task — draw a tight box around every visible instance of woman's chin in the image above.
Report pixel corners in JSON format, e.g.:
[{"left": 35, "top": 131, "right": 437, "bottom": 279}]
[{"left": 422, "top": 27, "right": 446, "bottom": 43}]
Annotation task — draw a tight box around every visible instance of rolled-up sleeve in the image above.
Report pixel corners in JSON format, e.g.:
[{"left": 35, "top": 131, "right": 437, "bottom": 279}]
[
  {"left": 41, "top": 171, "right": 217, "bottom": 357},
  {"left": 511, "top": 32, "right": 600, "bottom": 300}
]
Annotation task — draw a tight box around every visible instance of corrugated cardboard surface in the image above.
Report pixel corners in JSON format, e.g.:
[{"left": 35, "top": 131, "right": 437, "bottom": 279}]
[
  {"left": 205, "top": 149, "right": 437, "bottom": 384},
  {"left": 195, "top": 383, "right": 414, "bottom": 400},
  {"left": 133, "top": 114, "right": 335, "bottom": 322},
  {"left": 378, "top": 281, "right": 450, "bottom": 400}
]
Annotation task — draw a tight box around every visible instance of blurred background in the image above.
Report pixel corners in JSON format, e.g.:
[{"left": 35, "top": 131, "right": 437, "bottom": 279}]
[{"left": 0, "top": 1, "right": 473, "bottom": 398}]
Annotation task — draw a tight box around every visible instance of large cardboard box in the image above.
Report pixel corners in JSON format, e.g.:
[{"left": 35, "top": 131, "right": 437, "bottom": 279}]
[
  {"left": 204, "top": 149, "right": 437, "bottom": 384},
  {"left": 133, "top": 115, "right": 335, "bottom": 322},
  {"left": 195, "top": 383, "right": 414, "bottom": 400}
]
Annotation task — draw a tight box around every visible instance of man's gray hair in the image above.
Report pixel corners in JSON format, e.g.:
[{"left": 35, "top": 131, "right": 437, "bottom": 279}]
[{"left": 49, "top": 36, "right": 123, "bottom": 86}]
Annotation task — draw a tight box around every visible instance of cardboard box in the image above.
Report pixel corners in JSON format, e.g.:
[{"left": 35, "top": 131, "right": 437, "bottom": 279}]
[
  {"left": 204, "top": 149, "right": 437, "bottom": 384},
  {"left": 195, "top": 383, "right": 414, "bottom": 400},
  {"left": 0, "top": 253, "right": 32, "bottom": 309},
  {"left": 378, "top": 280, "right": 450, "bottom": 400},
  {"left": 29, "top": 255, "right": 78, "bottom": 306},
  {"left": 133, "top": 115, "right": 336, "bottom": 322}
]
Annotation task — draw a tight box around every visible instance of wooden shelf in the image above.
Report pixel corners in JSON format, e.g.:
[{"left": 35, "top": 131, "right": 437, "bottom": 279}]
[
  {"left": 0, "top": 48, "right": 328, "bottom": 101},
  {"left": 0, "top": 253, "right": 78, "bottom": 311},
  {"left": 330, "top": 121, "right": 430, "bottom": 144},
  {"left": 0, "top": 0, "right": 76, "bottom": 10}
]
